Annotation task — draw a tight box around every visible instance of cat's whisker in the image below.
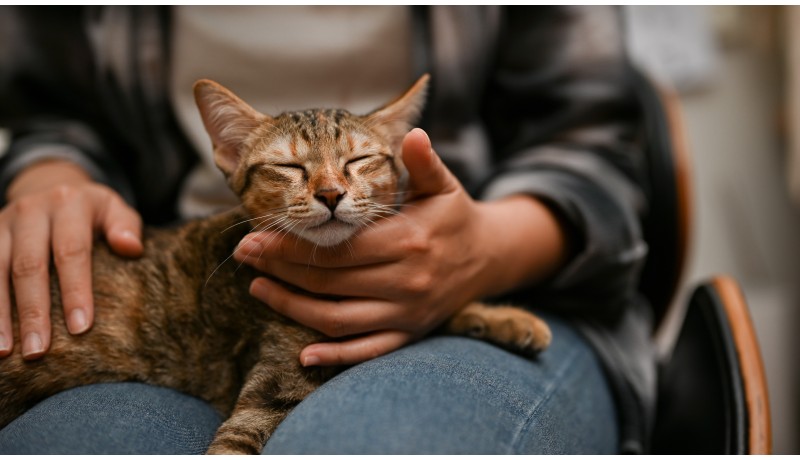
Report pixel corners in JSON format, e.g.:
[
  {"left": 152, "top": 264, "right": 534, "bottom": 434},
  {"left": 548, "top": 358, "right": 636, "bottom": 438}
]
[
  {"left": 207, "top": 215, "right": 296, "bottom": 281},
  {"left": 365, "top": 205, "right": 415, "bottom": 225},
  {"left": 366, "top": 191, "right": 407, "bottom": 200},
  {"left": 366, "top": 203, "right": 401, "bottom": 214},
  {"left": 378, "top": 202, "right": 420, "bottom": 214},
  {"left": 205, "top": 251, "right": 241, "bottom": 288},
  {"left": 358, "top": 217, "right": 384, "bottom": 234},
  {"left": 256, "top": 220, "right": 305, "bottom": 268},
  {"left": 342, "top": 238, "right": 355, "bottom": 259},
  {"left": 249, "top": 216, "right": 289, "bottom": 234},
  {"left": 226, "top": 217, "right": 301, "bottom": 275},
  {"left": 308, "top": 241, "right": 320, "bottom": 268},
  {"left": 221, "top": 209, "right": 290, "bottom": 234}
]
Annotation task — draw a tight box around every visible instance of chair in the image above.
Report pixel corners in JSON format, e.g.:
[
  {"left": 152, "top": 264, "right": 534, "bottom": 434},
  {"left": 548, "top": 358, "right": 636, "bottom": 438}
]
[{"left": 631, "top": 68, "right": 772, "bottom": 454}]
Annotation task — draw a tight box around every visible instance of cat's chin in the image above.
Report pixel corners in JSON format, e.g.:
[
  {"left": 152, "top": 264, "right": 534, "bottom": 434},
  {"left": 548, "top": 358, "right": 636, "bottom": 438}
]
[{"left": 297, "top": 221, "right": 358, "bottom": 247}]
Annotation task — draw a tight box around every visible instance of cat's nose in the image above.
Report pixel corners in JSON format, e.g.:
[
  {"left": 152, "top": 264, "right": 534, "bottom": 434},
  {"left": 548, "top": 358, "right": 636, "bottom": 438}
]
[{"left": 315, "top": 188, "right": 345, "bottom": 211}]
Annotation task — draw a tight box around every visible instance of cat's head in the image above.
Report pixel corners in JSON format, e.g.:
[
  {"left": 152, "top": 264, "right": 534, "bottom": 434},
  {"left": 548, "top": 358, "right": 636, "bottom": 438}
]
[{"left": 193, "top": 75, "right": 429, "bottom": 247}]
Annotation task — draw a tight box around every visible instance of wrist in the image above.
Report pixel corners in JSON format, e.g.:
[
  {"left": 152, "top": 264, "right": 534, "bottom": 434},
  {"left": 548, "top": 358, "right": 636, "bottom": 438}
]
[
  {"left": 475, "top": 194, "right": 572, "bottom": 298},
  {"left": 7, "top": 159, "right": 93, "bottom": 202}
]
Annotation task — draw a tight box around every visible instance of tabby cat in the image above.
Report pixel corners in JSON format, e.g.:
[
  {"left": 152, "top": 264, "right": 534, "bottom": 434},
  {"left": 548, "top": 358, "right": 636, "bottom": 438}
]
[{"left": 0, "top": 75, "right": 551, "bottom": 454}]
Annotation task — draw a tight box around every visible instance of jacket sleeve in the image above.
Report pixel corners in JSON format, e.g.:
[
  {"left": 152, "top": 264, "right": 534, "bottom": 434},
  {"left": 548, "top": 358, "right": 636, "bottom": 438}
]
[
  {"left": 0, "top": 6, "right": 194, "bottom": 224},
  {"left": 479, "top": 6, "right": 648, "bottom": 316},
  {"left": 0, "top": 120, "right": 136, "bottom": 207},
  {"left": 0, "top": 6, "right": 135, "bottom": 206}
]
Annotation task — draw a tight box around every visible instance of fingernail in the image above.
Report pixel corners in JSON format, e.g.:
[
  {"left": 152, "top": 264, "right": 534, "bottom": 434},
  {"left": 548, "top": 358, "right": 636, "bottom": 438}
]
[
  {"left": 249, "top": 277, "right": 269, "bottom": 298},
  {"left": 112, "top": 228, "right": 136, "bottom": 243},
  {"left": 22, "top": 332, "right": 44, "bottom": 358},
  {"left": 302, "top": 355, "right": 321, "bottom": 367},
  {"left": 412, "top": 128, "right": 432, "bottom": 152},
  {"left": 68, "top": 309, "right": 89, "bottom": 334},
  {"left": 236, "top": 238, "right": 259, "bottom": 257},
  {"left": 422, "top": 129, "right": 432, "bottom": 151}
]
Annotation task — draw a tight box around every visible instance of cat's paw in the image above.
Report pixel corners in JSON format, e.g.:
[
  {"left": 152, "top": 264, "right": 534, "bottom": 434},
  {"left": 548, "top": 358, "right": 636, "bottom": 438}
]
[{"left": 445, "top": 303, "right": 552, "bottom": 358}]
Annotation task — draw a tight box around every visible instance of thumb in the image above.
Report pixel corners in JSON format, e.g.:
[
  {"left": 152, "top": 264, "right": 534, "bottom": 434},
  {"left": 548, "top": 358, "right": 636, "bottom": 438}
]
[
  {"left": 101, "top": 194, "right": 144, "bottom": 258},
  {"left": 402, "top": 128, "right": 459, "bottom": 199}
]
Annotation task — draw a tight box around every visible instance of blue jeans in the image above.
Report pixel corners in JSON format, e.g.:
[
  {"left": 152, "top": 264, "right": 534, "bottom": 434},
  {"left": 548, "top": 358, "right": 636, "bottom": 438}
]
[{"left": 0, "top": 314, "right": 618, "bottom": 454}]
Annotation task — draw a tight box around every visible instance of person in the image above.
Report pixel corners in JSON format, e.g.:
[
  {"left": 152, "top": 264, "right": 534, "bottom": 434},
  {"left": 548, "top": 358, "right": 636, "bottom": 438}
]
[{"left": 0, "top": 6, "right": 655, "bottom": 454}]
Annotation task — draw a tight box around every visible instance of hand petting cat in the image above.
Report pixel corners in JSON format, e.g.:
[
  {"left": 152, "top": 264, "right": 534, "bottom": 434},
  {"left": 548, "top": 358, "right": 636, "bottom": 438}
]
[
  {"left": 235, "top": 128, "right": 570, "bottom": 366},
  {"left": 0, "top": 160, "right": 143, "bottom": 359}
]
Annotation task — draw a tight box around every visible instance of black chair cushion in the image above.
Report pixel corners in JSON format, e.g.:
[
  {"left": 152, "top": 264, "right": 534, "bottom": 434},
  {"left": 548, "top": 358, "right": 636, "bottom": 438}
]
[{"left": 651, "top": 282, "right": 747, "bottom": 454}]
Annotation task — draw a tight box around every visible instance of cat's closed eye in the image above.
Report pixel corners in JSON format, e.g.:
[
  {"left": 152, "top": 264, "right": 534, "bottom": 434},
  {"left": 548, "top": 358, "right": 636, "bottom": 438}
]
[
  {"left": 344, "top": 154, "right": 390, "bottom": 175},
  {"left": 272, "top": 162, "right": 305, "bottom": 171},
  {"left": 270, "top": 163, "right": 308, "bottom": 180},
  {"left": 345, "top": 155, "right": 374, "bottom": 166}
]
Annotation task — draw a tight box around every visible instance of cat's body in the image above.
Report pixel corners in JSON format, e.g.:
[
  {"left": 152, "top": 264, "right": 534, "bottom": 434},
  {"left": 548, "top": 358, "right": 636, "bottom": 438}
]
[
  {"left": 1, "top": 210, "right": 336, "bottom": 453},
  {"left": 0, "top": 75, "right": 551, "bottom": 454}
]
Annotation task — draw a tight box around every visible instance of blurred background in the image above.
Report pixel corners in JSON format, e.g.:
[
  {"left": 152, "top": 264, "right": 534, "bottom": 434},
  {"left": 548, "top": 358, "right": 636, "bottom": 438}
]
[
  {"left": 0, "top": 5, "right": 797, "bottom": 454},
  {"left": 624, "top": 5, "right": 799, "bottom": 454}
]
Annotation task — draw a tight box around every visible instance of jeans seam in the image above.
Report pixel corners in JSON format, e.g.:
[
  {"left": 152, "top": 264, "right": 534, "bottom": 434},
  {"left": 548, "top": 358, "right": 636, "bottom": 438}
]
[{"left": 507, "top": 344, "right": 585, "bottom": 454}]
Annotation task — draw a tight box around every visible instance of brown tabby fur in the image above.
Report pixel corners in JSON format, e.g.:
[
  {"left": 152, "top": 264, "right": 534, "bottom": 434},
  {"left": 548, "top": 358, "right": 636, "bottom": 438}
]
[{"left": 0, "top": 75, "right": 551, "bottom": 454}]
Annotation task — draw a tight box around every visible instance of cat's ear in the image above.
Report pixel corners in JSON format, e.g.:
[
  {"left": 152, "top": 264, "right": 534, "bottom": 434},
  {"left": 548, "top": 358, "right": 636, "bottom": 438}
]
[
  {"left": 193, "top": 79, "right": 267, "bottom": 176},
  {"left": 365, "top": 74, "right": 430, "bottom": 149}
]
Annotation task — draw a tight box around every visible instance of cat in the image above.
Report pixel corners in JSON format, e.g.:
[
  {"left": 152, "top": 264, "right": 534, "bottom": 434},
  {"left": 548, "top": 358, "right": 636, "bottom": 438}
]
[{"left": 0, "top": 74, "right": 551, "bottom": 454}]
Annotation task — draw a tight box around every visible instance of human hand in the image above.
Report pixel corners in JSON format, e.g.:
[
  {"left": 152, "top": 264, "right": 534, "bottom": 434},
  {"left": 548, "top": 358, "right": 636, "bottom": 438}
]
[
  {"left": 0, "top": 160, "right": 143, "bottom": 359},
  {"left": 235, "top": 128, "right": 569, "bottom": 366}
]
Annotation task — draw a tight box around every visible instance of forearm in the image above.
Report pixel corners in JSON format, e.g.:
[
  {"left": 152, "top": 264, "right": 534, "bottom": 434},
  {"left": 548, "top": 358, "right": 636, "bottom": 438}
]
[
  {"left": 475, "top": 194, "right": 572, "bottom": 299},
  {"left": 475, "top": 7, "right": 646, "bottom": 311}
]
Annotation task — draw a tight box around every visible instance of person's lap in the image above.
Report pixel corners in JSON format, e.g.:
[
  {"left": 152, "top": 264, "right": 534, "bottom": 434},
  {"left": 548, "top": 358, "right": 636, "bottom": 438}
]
[
  {"left": 0, "top": 381, "right": 222, "bottom": 454},
  {"left": 0, "top": 313, "right": 618, "bottom": 454}
]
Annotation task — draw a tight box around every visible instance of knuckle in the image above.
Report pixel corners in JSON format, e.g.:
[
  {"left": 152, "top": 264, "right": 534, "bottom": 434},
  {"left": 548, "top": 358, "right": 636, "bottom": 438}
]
[
  {"left": 53, "top": 241, "right": 90, "bottom": 266},
  {"left": 11, "top": 196, "right": 39, "bottom": 216},
  {"left": 406, "top": 272, "right": 434, "bottom": 296},
  {"left": 17, "top": 304, "right": 48, "bottom": 323},
  {"left": 333, "top": 348, "right": 348, "bottom": 365},
  {"left": 401, "top": 228, "right": 431, "bottom": 255},
  {"left": 321, "top": 312, "right": 349, "bottom": 338},
  {"left": 12, "top": 255, "right": 47, "bottom": 279},
  {"left": 59, "top": 284, "right": 86, "bottom": 305},
  {"left": 366, "top": 345, "right": 385, "bottom": 360},
  {"left": 50, "top": 184, "right": 79, "bottom": 204}
]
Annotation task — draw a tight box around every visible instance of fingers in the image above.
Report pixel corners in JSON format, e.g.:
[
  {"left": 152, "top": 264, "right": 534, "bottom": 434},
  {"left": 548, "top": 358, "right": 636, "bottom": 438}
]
[
  {"left": 250, "top": 277, "right": 407, "bottom": 338},
  {"left": 235, "top": 230, "right": 397, "bottom": 268},
  {"left": 235, "top": 215, "right": 429, "bottom": 270},
  {"left": 51, "top": 196, "right": 94, "bottom": 335},
  {"left": 0, "top": 231, "right": 12, "bottom": 356},
  {"left": 0, "top": 181, "right": 145, "bottom": 361},
  {"left": 300, "top": 330, "right": 413, "bottom": 367},
  {"left": 402, "top": 128, "right": 459, "bottom": 198},
  {"left": 10, "top": 201, "right": 51, "bottom": 359},
  {"left": 237, "top": 249, "right": 396, "bottom": 298},
  {"left": 101, "top": 194, "right": 143, "bottom": 258}
]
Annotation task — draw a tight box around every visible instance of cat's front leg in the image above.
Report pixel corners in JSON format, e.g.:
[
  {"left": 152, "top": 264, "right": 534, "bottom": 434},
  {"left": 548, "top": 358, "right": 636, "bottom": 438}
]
[
  {"left": 206, "top": 391, "right": 287, "bottom": 455},
  {"left": 444, "top": 302, "right": 552, "bottom": 358},
  {"left": 206, "top": 353, "right": 332, "bottom": 454}
]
